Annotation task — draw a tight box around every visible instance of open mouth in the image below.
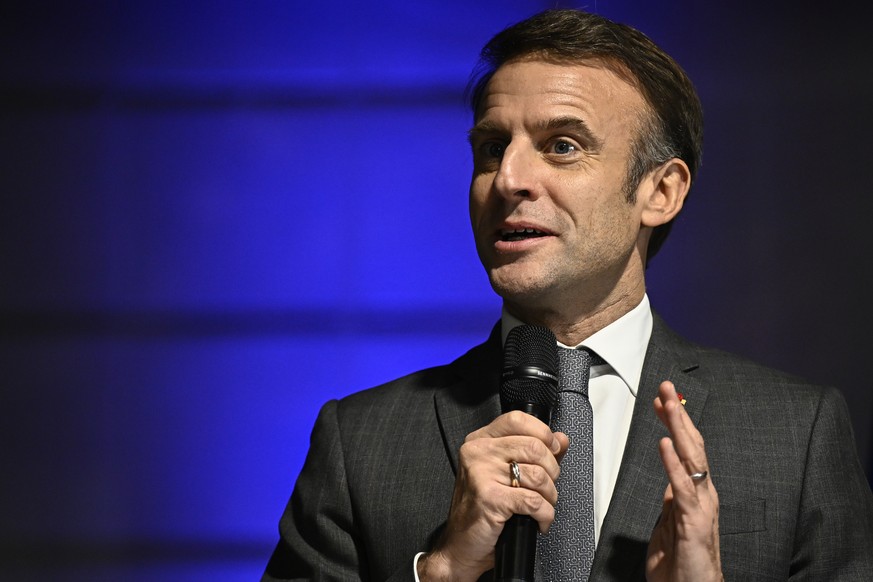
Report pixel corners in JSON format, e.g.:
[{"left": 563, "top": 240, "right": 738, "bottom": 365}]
[{"left": 500, "top": 228, "right": 549, "bottom": 242}]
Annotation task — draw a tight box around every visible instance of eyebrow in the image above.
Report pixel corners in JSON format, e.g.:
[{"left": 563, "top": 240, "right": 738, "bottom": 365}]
[
  {"left": 467, "top": 115, "right": 603, "bottom": 151},
  {"left": 536, "top": 116, "right": 603, "bottom": 151},
  {"left": 466, "top": 121, "right": 502, "bottom": 145}
]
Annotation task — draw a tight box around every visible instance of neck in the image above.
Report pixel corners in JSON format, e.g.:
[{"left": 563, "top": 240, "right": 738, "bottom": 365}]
[{"left": 504, "top": 279, "right": 646, "bottom": 346}]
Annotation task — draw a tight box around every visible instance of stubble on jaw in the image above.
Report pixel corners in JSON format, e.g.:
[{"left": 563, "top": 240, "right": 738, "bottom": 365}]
[{"left": 490, "top": 244, "right": 647, "bottom": 345}]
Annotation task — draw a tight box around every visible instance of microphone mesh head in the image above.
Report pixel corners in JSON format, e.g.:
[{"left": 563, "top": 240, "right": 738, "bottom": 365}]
[{"left": 501, "top": 325, "right": 559, "bottom": 409}]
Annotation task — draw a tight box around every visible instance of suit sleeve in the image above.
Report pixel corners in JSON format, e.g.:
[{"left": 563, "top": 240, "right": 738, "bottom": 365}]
[
  {"left": 790, "top": 387, "right": 873, "bottom": 580},
  {"left": 261, "top": 399, "right": 417, "bottom": 582}
]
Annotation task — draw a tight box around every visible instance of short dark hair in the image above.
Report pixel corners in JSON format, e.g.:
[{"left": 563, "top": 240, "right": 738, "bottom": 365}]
[{"left": 466, "top": 9, "right": 704, "bottom": 262}]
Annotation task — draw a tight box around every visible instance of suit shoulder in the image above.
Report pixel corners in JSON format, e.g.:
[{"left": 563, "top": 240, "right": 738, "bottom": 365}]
[
  {"left": 683, "top": 343, "right": 854, "bottom": 422},
  {"left": 653, "top": 314, "right": 833, "bottom": 400},
  {"left": 333, "top": 328, "right": 500, "bottom": 416},
  {"left": 337, "top": 360, "right": 460, "bottom": 411},
  {"left": 695, "top": 344, "right": 813, "bottom": 384}
]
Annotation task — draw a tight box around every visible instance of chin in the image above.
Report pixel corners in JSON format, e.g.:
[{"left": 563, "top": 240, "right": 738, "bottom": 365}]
[{"left": 487, "top": 268, "right": 552, "bottom": 305}]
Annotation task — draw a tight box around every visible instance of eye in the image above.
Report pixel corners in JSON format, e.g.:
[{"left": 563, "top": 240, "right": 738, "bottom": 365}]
[
  {"left": 552, "top": 140, "right": 577, "bottom": 155},
  {"left": 481, "top": 141, "right": 505, "bottom": 159}
]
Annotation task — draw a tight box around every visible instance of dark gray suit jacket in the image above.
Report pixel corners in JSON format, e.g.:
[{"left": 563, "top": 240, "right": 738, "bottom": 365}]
[{"left": 263, "top": 315, "right": 873, "bottom": 580}]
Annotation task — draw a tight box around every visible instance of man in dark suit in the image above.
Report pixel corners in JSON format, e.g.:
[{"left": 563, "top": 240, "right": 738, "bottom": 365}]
[{"left": 263, "top": 9, "right": 873, "bottom": 581}]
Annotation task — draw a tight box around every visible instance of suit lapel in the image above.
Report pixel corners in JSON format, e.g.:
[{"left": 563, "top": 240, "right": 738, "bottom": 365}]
[
  {"left": 433, "top": 323, "right": 503, "bottom": 473},
  {"left": 591, "top": 314, "right": 710, "bottom": 581}
]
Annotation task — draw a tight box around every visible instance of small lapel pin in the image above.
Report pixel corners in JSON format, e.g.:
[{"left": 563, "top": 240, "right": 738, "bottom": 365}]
[{"left": 676, "top": 391, "right": 687, "bottom": 406}]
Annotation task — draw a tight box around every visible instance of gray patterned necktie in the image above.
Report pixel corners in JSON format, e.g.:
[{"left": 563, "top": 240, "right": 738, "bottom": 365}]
[{"left": 537, "top": 347, "right": 600, "bottom": 581}]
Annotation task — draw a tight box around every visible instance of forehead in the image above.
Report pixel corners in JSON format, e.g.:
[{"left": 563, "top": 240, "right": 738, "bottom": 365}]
[{"left": 476, "top": 58, "right": 647, "bottom": 134}]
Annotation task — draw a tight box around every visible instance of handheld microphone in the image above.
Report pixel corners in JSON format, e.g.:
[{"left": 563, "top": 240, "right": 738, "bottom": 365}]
[{"left": 494, "top": 325, "right": 558, "bottom": 582}]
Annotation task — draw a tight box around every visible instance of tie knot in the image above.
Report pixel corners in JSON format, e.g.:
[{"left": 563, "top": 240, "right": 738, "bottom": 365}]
[{"left": 557, "top": 347, "right": 602, "bottom": 395}]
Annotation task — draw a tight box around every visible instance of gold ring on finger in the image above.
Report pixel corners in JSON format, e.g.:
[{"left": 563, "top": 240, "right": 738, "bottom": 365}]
[{"left": 509, "top": 461, "right": 521, "bottom": 487}]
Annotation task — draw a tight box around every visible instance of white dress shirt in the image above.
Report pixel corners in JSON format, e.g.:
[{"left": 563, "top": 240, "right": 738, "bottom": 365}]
[
  {"left": 501, "top": 294, "right": 653, "bottom": 542},
  {"left": 414, "top": 295, "right": 653, "bottom": 576}
]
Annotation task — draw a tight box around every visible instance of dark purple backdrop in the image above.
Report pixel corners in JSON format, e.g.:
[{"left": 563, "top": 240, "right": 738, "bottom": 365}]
[{"left": 2, "top": 1, "right": 870, "bottom": 580}]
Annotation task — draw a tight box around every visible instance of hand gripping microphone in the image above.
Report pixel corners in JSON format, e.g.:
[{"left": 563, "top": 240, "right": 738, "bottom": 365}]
[{"left": 494, "top": 325, "right": 559, "bottom": 582}]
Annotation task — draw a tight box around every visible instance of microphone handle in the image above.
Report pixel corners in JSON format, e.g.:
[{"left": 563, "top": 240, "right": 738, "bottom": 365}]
[
  {"left": 494, "top": 514, "right": 538, "bottom": 581},
  {"left": 493, "top": 400, "right": 551, "bottom": 581}
]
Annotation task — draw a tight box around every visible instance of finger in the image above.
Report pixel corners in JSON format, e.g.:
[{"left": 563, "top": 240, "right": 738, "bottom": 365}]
[
  {"left": 658, "top": 482, "right": 675, "bottom": 527},
  {"left": 468, "top": 410, "right": 562, "bottom": 454},
  {"left": 652, "top": 386, "right": 669, "bottom": 425},
  {"left": 648, "top": 483, "right": 675, "bottom": 569},
  {"left": 458, "top": 435, "right": 562, "bottom": 494},
  {"left": 503, "top": 434, "right": 568, "bottom": 503},
  {"left": 456, "top": 452, "right": 553, "bottom": 511},
  {"left": 657, "top": 435, "right": 709, "bottom": 519},
  {"left": 655, "top": 382, "right": 708, "bottom": 477},
  {"left": 483, "top": 472, "right": 556, "bottom": 532},
  {"left": 653, "top": 380, "right": 681, "bottom": 424},
  {"left": 510, "top": 489, "right": 556, "bottom": 533},
  {"left": 492, "top": 435, "right": 562, "bottom": 478},
  {"left": 658, "top": 436, "right": 688, "bottom": 487},
  {"left": 552, "top": 431, "right": 570, "bottom": 463},
  {"left": 510, "top": 462, "right": 559, "bottom": 505},
  {"left": 662, "top": 481, "right": 675, "bottom": 504}
]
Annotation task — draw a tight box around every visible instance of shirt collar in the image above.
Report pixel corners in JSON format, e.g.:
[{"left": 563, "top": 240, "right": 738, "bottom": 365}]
[{"left": 500, "top": 294, "right": 653, "bottom": 397}]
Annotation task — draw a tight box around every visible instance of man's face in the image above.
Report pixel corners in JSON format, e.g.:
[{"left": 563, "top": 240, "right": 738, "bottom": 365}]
[{"left": 468, "top": 58, "right": 651, "bottom": 317}]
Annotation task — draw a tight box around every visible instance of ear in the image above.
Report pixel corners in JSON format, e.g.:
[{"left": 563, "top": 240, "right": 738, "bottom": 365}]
[{"left": 639, "top": 158, "right": 691, "bottom": 228}]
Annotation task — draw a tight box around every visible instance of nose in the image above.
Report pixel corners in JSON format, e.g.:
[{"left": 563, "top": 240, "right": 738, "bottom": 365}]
[{"left": 492, "top": 142, "right": 540, "bottom": 200}]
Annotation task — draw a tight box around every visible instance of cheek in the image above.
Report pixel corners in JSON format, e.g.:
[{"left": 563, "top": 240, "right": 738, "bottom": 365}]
[
  {"left": 468, "top": 178, "right": 492, "bottom": 219},
  {"left": 571, "top": 190, "right": 638, "bottom": 246},
  {"left": 598, "top": 202, "right": 642, "bottom": 251}
]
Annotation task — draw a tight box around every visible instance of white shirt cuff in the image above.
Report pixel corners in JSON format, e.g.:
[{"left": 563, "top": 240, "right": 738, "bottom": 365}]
[{"left": 413, "top": 551, "right": 426, "bottom": 581}]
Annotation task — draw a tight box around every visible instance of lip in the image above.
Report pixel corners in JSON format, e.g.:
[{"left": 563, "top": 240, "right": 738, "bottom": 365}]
[{"left": 492, "top": 221, "right": 556, "bottom": 253}]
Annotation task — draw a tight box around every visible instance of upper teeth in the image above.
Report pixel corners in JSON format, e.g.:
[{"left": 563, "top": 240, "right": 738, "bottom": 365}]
[{"left": 503, "top": 228, "right": 543, "bottom": 235}]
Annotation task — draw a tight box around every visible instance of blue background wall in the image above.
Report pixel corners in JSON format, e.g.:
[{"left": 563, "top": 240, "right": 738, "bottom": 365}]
[{"left": 2, "top": 1, "right": 871, "bottom": 579}]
